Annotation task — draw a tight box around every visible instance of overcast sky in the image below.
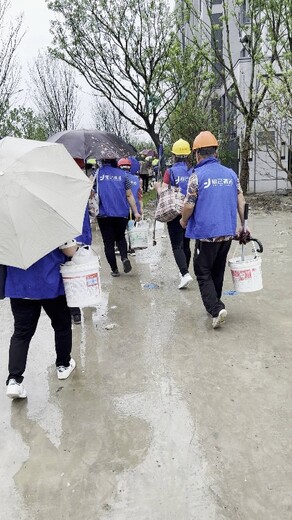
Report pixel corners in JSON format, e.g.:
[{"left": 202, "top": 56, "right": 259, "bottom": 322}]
[{"left": 9, "top": 0, "right": 94, "bottom": 127}]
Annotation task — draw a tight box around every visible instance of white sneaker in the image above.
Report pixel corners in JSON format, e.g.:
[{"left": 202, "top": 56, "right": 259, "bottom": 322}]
[
  {"left": 6, "top": 379, "right": 27, "bottom": 399},
  {"left": 57, "top": 358, "right": 76, "bottom": 380},
  {"left": 212, "top": 309, "right": 227, "bottom": 329},
  {"left": 178, "top": 273, "right": 193, "bottom": 289}
]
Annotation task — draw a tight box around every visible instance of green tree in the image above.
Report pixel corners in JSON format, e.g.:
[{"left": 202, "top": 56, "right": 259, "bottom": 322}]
[
  {"left": 0, "top": 106, "right": 48, "bottom": 140},
  {"left": 46, "top": 0, "right": 194, "bottom": 151},
  {"left": 183, "top": 0, "right": 284, "bottom": 193},
  {"left": 256, "top": 0, "right": 292, "bottom": 185}
]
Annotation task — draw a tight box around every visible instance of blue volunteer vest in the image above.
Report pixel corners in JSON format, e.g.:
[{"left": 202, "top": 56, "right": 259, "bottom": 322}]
[
  {"left": 5, "top": 249, "right": 66, "bottom": 299},
  {"left": 126, "top": 172, "right": 141, "bottom": 214},
  {"left": 186, "top": 157, "right": 238, "bottom": 239},
  {"left": 169, "top": 162, "right": 191, "bottom": 196},
  {"left": 98, "top": 165, "right": 129, "bottom": 217},
  {"left": 75, "top": 205, "right": 92, "bottom": 245}
]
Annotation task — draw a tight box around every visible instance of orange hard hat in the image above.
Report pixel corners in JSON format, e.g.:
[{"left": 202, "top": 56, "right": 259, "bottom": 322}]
[
  {"left": 118, "top": 157, "right": 131, "bottom": 168},
  {"left": 192, "top": 131, "right": 218, "bottom": 151}
]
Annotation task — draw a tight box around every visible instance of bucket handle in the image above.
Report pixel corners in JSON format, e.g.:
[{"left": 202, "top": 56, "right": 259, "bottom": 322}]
[{"left": 231, "top": 240, "right": 261, "bottom": 260}]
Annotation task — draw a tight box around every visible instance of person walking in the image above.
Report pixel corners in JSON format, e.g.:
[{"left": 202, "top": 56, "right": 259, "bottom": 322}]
[
  {"left": 96, "top": 159, "right": 141, "bottom": 277},
  {"left": 139, "top": 156, "right": 151, "bottom": 193},
  {"left": 156, "top": 139, "right": 193, "bottom": 289},
  {"left": 180, "top": 131, "right": 246, "bottom": 328},
  {"left": 5, "top": 241, "right": 78, "bottom": 399},
  {"left": 118, "top": 157, "right": 143, "bottom": 255}
]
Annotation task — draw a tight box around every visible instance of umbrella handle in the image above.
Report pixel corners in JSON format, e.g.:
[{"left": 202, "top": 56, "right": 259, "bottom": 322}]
[
  {"left": 250, "top": 237, "right": 263, "bottom": 253},
  {"left": 241, "top": 203, "right": 249, "bottom": 260},
  {"left": 243, "top": 203, "right": 249, "bottom": 231},
  {"left": 233, "top": 235, "right": 263, "bottom": 253}
]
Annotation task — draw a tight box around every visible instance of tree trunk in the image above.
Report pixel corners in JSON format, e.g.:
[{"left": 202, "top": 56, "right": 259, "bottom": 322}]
[
  {"left": 240, "top": 146, "right": 250, "bottom": 194},
  {"left": 240, "top": 125, "right": 253, "bottom": 194},
  {"left": 145, "top": 125, "right": 160, "bottom": 153}
]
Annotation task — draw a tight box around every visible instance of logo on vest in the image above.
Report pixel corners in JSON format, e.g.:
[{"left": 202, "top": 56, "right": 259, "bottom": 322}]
[
  {"left": 203, "top": 178, "right": 234, "bottom": 189},
  {"left": 100, "top": 174, "right": 122, "bottom": 181}
]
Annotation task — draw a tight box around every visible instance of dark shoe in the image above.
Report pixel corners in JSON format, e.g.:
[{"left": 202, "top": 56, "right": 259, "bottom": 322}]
[
  {"left": 111, "top": 269, "right": 120, "bottom": 277},
  {"left": 122, "top": 259, "right": 132, "bottom": 273},
  {"left": 128, "top": 248, "right": 136, "bottom": 257},
  {"left": 72, "top": 314, "right": 81, "bottom": 325}
]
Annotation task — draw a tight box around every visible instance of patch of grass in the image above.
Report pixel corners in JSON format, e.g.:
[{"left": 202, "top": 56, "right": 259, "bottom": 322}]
[{"left": 143, "top": 189, "right": 157, "bottom": 207}]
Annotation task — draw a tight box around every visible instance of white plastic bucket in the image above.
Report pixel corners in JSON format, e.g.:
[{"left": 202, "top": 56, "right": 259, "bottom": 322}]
[
  {"left": 228, "top": 255, "right": 263, "bottom": 293},
  {"left": 60, "top": 260, "right": 101, "bottom": 307},
  {"left": 128, "top": 221, "right": 149, "bottom": 249}
]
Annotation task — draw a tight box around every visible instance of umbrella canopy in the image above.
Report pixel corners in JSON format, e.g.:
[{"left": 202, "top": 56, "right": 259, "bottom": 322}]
[
  {"left": 0, "top": 136, "right": 92, "bottom": 269},
  {"left": 140, "top": 149, "right": 157, "bottom": 157},
  {"left": 47, "top": 129, "right": 136, "bottom": 160}
]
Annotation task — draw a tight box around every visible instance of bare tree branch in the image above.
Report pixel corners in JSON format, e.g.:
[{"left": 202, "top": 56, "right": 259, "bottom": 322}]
[{"left": 28, "top": 51, "right": 80, "bottom": 134}]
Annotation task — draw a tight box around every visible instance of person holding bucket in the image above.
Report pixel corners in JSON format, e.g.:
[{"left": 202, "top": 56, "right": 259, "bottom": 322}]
[
  {"left": 118, "top": 157, "right": 143, "bottom": 255},
  {"left": 155, "top": 139, "right": 193, "bottom": 290},
  {"left": 95, "top": 159, "right": 141, "bottom": 277},
  {"left": 180, "top": 131, "right": 246, "bottom": 329},
  {"left": 5, "top": 241, "right": 78, "bottom": 399},
  {"left": 69, "top": 204, "right": 93, "bottom": 325}
]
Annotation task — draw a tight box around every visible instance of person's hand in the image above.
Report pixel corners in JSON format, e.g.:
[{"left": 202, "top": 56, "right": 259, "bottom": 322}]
[
  {"left": 134, "top": 213, "right": 141, "bottom": 222},
  {"left": 236, "top": 226, "right": 251, "bottom": 245},
  {"left": 180, "top": 217, "right": 187, "bottom": 229}
]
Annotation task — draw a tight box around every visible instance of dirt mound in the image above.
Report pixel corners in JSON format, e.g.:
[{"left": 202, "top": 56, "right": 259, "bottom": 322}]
[{"left": 246, "top": 193, "right": 292, "bottom": 213}]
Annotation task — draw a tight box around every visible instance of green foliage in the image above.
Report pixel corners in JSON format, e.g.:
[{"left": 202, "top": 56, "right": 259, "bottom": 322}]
[
  {"left": 45, "top": 0, "right": 193, "bottom": 149},
  {"left": 0, "top": 106, "right": 49, "bottom": 140},
  {"left": 143, "top": 189, "right": 157, "bottom": 207}
]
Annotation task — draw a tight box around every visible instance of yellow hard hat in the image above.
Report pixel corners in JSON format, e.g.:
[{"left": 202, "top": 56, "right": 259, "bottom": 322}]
[
  {"left": 192, "top": 131, "right": 218, "bottom": 151},
  {"left": 171, "top": 139, "right": 191, "bottom": 156}
]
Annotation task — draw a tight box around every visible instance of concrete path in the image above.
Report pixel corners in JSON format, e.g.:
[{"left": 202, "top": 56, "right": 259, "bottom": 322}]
[{"left": 1, "top": 210, "right": 291, "bottom": 519}]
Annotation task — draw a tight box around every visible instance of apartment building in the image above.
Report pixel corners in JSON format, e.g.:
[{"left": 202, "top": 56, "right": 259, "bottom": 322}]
[{"left": 182, "top": 0, "right": 291, "bottom": 193}]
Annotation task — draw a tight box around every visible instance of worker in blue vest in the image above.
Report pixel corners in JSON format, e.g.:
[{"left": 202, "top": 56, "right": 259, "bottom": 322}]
[
  {"left": 5, "top": 241, "right": 78, "bottom": 399},
  {"left": 117, "top": 157, "right": 143, "bottom": 255},
  {"left": 180, "top": 131, "right": 246, "bottom": 329},
  {"left": 155, "top": 139, "right": 193, "bottom": 289},
  {"left": 96, "top": 159, "right": 141, "bottom": 277}
]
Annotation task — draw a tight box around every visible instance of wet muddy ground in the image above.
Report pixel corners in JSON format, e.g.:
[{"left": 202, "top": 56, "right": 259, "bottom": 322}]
[{"left": 0, "top": 206, "right": 291, "bottom": 519}]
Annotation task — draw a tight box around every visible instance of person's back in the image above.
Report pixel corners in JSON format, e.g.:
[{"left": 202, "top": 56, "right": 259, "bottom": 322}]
[
  {"left": 169, "top": 161, "right": 191, "bottom": 196},
  {"left": 98, "top": 164, "right": 129, "bottom": 218},
  {"left": 96, "top": 158, "right": 141, "bottom": 277},
  {"left": 186, "top": 157, "right": 238, "bottom": 240},
  {"left": 181, "top": 131, "right": 246, "bottom": 329},
  {"left": 5, "top": 249, "right": 66, "bottom": 299}
]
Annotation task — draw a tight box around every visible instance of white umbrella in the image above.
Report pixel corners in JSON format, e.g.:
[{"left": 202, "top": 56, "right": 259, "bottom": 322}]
[{"left": 0, "top": 136, "right": 92, "bottom": 269}]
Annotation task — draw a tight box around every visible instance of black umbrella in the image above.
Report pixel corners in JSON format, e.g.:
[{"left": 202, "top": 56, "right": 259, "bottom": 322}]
[{"left": 47, "top": 129, "right": 136, "bottom": 160}]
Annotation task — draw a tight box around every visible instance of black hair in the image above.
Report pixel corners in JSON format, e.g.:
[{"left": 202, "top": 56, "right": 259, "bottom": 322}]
[
  {"left": 102, "top": 158, "right": 118, "bottom": 167},
  {"left": 197, "top": 146, "right": 217, "bottom": 156}
]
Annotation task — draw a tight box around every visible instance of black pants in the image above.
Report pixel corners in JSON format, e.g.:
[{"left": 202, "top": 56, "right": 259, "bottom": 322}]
[
  {"left": 167, "top": 216, "right": 191, "bottom": 276},
  {"left": 7, "top": 295, "right": 72, "bottom": 384},
  {"left": 140, "top": 174, "right": 149, "bottom": 193},
  {"left": 193, "top": 240, "right": 232, "bottom": 317},
  {"left": 98, "top": 217, "right": 128, "bottom": 271}
]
